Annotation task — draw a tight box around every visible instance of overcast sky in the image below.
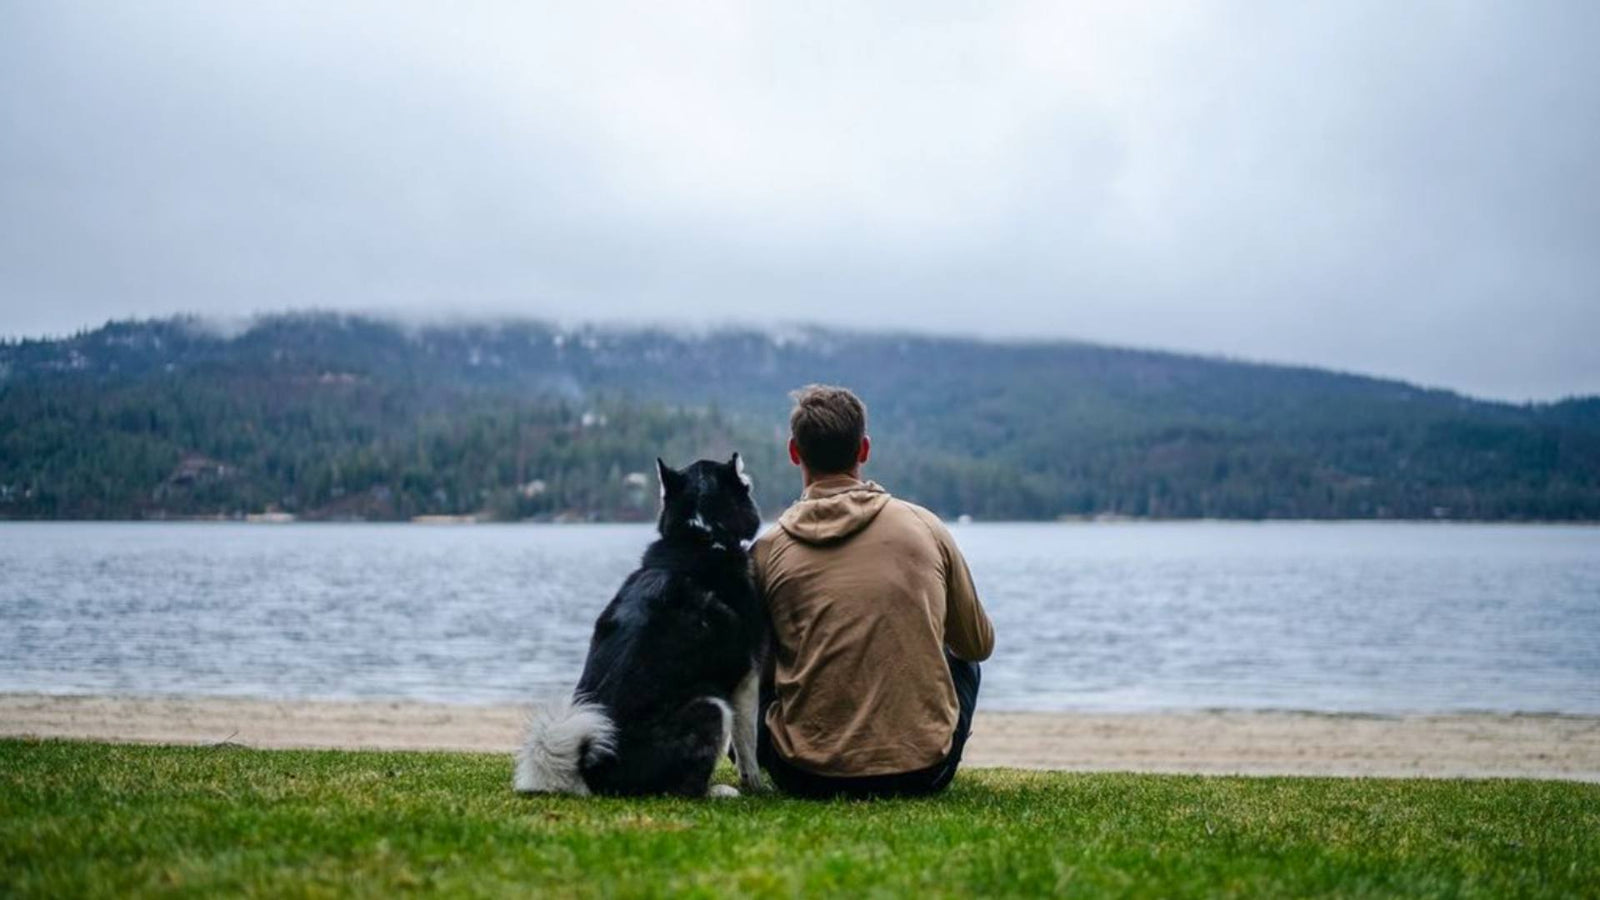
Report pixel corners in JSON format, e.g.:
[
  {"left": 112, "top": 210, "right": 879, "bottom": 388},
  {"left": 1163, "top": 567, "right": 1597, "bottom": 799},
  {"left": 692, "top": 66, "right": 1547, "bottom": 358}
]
[{"left": 2, "top": 2, "right": 1596, "bottom": 400}]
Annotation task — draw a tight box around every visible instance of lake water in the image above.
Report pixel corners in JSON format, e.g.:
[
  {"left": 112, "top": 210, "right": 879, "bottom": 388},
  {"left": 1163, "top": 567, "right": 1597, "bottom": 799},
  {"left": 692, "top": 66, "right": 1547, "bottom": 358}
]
[{"left": 1, "top": 522, "right": 1597, "bottom": 714}]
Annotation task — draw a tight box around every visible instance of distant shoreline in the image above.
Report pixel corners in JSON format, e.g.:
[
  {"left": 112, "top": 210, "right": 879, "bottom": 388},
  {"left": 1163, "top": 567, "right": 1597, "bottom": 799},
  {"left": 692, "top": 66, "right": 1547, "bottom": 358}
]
[{"left": 5, "top": 693, "right": 1597, "bottom": 781}]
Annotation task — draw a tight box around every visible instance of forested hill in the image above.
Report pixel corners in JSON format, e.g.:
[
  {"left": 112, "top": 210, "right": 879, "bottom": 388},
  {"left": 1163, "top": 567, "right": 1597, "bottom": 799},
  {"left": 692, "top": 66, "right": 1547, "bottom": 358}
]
[{"left": 2, "top": 314, "right": 1597, "bottom": 521}]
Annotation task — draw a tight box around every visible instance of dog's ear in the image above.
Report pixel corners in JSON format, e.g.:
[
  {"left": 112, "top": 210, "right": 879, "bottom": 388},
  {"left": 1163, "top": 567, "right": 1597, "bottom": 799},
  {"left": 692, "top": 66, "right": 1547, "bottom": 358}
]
[
  {"left": 728, "top": 452, "right": 752, "bottom": 489},
  {"left": 656, "top": 457, "right": 683, "bottom": 499}
]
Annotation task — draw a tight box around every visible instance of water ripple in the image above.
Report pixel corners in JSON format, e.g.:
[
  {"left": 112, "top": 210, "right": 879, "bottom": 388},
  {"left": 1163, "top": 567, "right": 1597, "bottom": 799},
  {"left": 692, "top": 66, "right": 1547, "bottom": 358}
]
[{"left": 1, "top": 521, "right": 1596, "bottom": 713}]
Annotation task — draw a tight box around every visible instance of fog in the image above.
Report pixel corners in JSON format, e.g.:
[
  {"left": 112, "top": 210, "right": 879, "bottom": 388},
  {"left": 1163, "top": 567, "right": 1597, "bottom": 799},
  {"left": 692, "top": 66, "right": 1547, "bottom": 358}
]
[{"left": 2, "top": 2, "right": 1596, "bottom": 400}]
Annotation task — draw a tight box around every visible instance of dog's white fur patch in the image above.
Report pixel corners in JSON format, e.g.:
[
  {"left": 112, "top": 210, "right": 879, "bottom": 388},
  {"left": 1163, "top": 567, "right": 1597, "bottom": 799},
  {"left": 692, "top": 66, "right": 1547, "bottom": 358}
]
[
  {"left": 704, "top": 696, "right": 733, "bottom": 752},
  {"left": 734, "top": 453, "right": 752, "bottom": 488},
  {"left": 702, "top": 696, "right": 737, "bottom": 797},
  {"left": 513, "top": 696, "right": 616, "bottom": 795},
  {"left": 730, "top": 669, "right": 764, "bottom": 793}
]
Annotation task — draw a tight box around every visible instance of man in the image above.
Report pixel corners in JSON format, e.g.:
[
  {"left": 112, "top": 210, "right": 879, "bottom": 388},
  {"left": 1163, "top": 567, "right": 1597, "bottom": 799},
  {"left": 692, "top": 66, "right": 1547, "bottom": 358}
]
[{"left": 751, "top": 384, "right": 995, "bottom": 798}]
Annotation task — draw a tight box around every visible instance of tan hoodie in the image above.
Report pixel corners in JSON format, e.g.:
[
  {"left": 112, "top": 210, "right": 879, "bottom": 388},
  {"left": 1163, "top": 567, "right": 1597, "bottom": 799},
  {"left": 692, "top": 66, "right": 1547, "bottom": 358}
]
[{"left": 752, "top": 474, "right": 995, "bottom": 776}]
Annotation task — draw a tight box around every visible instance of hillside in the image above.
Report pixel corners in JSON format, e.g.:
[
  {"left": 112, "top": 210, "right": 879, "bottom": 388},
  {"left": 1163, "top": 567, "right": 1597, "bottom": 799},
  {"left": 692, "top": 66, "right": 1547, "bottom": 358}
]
[{"left": 1, "top": 314, "right": 1596, "bottom": 521}]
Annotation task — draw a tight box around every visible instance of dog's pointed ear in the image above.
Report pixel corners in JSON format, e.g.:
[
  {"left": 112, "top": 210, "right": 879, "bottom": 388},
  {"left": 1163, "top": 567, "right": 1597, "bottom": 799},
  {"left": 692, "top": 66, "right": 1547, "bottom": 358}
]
[
  {"left": 728, "top": 452, "right": 751, "bottom": 488},
  {"left": 656, "top": 457, "right": 681, "bottom": 498}
]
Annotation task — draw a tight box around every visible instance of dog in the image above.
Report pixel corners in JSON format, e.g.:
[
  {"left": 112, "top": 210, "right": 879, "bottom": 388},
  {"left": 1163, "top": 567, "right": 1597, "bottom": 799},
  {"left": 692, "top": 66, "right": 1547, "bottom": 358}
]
[{"left": 514, "top": 453, "right": 767, "bottom": 797}]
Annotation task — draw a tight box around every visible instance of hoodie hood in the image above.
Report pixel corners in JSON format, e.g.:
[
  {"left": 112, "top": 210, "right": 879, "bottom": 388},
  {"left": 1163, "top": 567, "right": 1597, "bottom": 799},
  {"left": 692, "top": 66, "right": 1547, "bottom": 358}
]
[{"left": 778, "top": 476, "right": 892, "bottom": 545}]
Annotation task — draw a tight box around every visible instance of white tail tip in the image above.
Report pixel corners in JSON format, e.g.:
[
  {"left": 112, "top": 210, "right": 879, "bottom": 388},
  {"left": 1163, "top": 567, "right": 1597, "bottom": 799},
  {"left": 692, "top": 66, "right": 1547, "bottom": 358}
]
[{"left": 513, "top": 696, "right": 616, "bottom": 795}]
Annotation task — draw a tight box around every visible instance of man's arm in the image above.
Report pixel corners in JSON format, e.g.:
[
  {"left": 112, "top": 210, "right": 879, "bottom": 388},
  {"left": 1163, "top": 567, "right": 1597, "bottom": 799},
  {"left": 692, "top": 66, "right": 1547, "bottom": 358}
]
[
  {"left": 930, "top": 516, "right": 994, "bottom": 662},
  {"left": 749, "top": 536, "right": 778, "bottom": 693}
]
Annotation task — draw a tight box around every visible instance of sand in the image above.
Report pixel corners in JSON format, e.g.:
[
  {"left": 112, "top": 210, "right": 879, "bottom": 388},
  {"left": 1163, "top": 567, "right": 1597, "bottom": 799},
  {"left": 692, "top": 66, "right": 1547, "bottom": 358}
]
[{"left": 3, "top": 693, "right": 1596, "bottom": 781}]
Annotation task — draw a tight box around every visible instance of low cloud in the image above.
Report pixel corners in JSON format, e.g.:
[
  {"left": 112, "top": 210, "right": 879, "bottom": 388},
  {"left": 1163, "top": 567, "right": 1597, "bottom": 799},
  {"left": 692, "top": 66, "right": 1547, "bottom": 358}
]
[{"left": 2, "top": 1, "right": 1596, "bottom": 400}]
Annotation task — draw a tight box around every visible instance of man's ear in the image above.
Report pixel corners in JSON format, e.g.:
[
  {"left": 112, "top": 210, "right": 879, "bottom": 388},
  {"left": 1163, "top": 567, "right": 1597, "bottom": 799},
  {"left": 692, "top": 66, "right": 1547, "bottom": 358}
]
[
  {"left": 788, "top": 438, "right": 803, "bottom": 467},
  {"left": 656, "top": 457, "right": 681, "bottom": 500},
  {"left": 857, "top": 435, "right": 871, "bottom": 465}
]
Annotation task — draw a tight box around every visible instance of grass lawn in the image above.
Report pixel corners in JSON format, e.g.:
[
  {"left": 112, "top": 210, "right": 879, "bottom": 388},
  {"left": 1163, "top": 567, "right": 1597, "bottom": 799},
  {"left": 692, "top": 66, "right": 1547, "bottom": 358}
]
[{"left": 2, "top": 739, "right": 1596, "bottom": 898}]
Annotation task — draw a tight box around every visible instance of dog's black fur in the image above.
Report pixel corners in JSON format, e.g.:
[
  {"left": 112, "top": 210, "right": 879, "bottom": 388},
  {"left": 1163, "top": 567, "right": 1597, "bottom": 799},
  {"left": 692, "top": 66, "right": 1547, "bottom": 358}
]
[{"left": 515, "top": 453, "right": 765, "bottom": 797}]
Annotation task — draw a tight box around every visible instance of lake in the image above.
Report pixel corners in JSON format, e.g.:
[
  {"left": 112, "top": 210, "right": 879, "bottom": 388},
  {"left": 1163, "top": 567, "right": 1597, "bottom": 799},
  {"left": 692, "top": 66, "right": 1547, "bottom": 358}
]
[{"left": 1, "top": 522, "right": 1596, "bottom": 714}]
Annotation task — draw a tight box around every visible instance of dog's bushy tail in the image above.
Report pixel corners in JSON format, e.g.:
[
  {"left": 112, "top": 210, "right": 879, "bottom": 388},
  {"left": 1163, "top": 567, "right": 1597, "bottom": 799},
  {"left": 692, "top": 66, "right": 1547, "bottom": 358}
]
[{"left": 513, "top": 696, "right": 616, "bottom": 795}]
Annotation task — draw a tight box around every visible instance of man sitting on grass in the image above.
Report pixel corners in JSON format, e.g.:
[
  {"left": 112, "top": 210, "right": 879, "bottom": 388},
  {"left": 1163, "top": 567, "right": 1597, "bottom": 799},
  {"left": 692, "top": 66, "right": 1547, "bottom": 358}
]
[{"left": 751, "top": 384, "right": 995, "bottom": 798}]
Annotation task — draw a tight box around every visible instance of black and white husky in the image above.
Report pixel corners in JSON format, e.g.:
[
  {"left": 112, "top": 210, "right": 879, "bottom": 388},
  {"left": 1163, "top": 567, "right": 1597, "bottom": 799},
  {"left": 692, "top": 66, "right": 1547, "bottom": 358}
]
[{"left": 514, "top": 454, "right": 767, "bottom": 797}]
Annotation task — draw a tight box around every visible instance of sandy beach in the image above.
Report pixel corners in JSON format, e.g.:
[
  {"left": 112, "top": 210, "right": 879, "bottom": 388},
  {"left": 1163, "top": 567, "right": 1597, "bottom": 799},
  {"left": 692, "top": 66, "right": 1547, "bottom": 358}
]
[{"left": 4, "top": 693, "right": 1597, "bottom": 781}]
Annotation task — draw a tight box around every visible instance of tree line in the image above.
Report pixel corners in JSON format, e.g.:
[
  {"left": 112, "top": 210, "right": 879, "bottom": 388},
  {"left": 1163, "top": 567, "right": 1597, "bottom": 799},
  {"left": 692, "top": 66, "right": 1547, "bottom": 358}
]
[{"left": 2, "top": 316, "right": 1596, "bottom": 521}]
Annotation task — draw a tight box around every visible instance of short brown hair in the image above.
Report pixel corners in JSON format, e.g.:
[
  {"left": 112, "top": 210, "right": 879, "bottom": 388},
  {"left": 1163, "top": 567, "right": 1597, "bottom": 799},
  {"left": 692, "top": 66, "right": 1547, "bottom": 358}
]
[{"left": 789, "top": 384, "right": 867, "bottom": 474}]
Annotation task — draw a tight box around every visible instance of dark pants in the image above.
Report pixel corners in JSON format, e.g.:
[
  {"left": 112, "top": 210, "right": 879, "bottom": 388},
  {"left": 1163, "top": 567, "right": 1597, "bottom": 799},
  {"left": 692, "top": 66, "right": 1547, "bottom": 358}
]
[{"left": 756, "top": 650, "right": 980, "bottom": 799}]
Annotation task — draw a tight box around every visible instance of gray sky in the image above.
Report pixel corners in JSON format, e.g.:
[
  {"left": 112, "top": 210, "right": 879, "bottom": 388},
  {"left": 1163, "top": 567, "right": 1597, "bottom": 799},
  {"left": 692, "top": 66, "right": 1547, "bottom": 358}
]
[{"left": 2, "top": 2, "right": 1596, "bottom": 401}]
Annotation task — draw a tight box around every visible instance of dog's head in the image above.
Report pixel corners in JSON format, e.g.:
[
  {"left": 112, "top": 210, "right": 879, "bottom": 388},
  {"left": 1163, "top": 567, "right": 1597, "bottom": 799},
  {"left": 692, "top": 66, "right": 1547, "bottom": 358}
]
[{"left": 656, "top": 453, "right": 760, "bottom": 548}]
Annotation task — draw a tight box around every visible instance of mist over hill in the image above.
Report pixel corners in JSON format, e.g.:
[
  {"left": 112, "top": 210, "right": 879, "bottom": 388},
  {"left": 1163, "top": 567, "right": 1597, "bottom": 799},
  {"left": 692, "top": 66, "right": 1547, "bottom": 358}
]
[{"left": 2, "top": 314, "right": 1596, "bottom": 521}]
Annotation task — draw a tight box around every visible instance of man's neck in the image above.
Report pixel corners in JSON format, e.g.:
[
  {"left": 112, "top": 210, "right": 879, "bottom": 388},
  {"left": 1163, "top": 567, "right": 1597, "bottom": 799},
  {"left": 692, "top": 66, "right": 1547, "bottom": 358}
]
[{"left": 801, "top": 467, "right": 861, "bottom": 490}]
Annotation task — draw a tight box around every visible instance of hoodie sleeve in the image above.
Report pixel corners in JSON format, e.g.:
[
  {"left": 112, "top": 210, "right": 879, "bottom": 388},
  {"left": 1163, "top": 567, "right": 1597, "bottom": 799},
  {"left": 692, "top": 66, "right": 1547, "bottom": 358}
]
[
  {"left": 749, "top": 533, "right": 769, "bottom": 595},
  {"left": 916, "top": 509, "right": 994, "bottom": 662}
]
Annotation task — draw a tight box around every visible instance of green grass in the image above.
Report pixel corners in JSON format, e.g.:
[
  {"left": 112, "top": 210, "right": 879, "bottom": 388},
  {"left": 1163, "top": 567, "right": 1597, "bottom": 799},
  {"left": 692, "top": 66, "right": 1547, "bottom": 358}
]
[{"left": 2, "top": 739, "right": 1596, "bottom": 898}]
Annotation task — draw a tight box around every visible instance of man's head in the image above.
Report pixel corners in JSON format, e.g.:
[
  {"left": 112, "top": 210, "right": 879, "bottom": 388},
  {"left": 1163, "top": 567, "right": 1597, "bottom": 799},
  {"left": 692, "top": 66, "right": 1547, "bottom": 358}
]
[{"left": 787, "top": 384, "right": 870, "bottom": 479}]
